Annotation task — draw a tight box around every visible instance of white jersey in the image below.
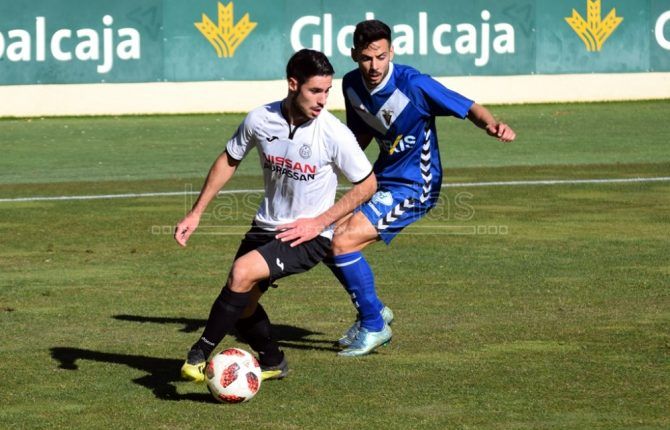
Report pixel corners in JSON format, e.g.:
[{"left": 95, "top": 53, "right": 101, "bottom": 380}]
[{"left": 226, "top": 100, "right": 373, "bottom": 239}]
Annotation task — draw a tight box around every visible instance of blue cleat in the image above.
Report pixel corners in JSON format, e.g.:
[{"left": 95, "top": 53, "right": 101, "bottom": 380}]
[
  {"left": 338, "top": 306, "right": 394, "bottom": 348},
  {"left": 337, "top": 323, "right": 392, "bottom": 357}
]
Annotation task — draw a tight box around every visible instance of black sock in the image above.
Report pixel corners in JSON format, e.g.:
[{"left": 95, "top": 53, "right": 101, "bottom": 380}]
[
  {"left": 193, "top": 287, "right": 251, "bottom": 357},
  {"left": 235, "top": 304, "right": 283, "bottom": 366}
]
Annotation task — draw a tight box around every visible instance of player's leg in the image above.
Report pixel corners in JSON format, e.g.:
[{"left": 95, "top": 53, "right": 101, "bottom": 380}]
[
  {"left": 235, "top": 233, "right": 331, "bottom": 380},
  {"left": 181, "top": 224, "right": 270, "bottom": 381},
  {"left": 325, "top": 211, "right": 393, "bottom": 356},
  {"left": 192, "top": 250, "right": 270, "bottom": 354},
  {"left": 236, "top": 303, "right": 288, "bottom": 381},
  {"left": 181, "top": 248, "right": 270, "bottom": 382},
  {"left": 330, "top": 186, "right": 432, "bottom": 356},
  {"left": 327, "top": 211, "right": 388, "bottom": 330},
  {"left": 235, "top": 281, "right": 288, "bottom": 381}
]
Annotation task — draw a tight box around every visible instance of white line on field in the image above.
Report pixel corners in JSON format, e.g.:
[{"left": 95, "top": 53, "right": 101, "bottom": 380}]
[
  {"left": 442, "top": 176, "right": 670, "bottom": 187},
  {"left": 0, "top": 189, "right": 255, "bottom": 203},
  {"left": 1, "top": 176, "right": 669, "bottom": 203}
]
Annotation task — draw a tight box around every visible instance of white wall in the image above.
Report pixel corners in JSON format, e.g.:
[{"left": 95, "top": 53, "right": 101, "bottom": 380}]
[{"left": 1, "top": 72, "right": 669, "bottom": 117}]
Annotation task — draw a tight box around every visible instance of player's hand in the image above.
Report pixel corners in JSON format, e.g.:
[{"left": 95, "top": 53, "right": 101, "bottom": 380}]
[
  {"left": 174, "top": 212, "right": 201, "bottom": 247},
  {"left": 276, "top": 218, "right": 327, "bottom": 247},
  {"left": 486, "top": 122, "right": 516, "bottom": 142}
]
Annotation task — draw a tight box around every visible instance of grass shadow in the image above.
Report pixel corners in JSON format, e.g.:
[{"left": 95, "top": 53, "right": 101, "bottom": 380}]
[
  {"left": 50, "top": 347, "right": 214, "bottom": 403},
  {"left": 113, "top": 314, "right": 340, "bottom": 352},
  {"left": 50, "top": 317, "right": 342, "bottom": 402}
]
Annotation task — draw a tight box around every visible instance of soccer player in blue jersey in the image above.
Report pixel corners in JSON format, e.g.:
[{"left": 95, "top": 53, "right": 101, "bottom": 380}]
[{"left": 328, "top": 20, "right": 516, "bottom": 357}]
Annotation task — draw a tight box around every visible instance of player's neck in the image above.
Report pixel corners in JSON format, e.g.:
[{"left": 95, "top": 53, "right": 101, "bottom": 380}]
[{"left": 281, "top": 98, "right": 309, "bottom": 128}]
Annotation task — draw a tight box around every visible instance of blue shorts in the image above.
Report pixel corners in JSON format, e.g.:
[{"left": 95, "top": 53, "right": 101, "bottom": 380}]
[{"left": 359, "top": 182, "right": 439, "bottom": 244}]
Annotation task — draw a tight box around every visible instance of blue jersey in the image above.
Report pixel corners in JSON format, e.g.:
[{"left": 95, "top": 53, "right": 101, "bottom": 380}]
[{"left": 343, "top": 63, "right": 473, "bottom": 196}]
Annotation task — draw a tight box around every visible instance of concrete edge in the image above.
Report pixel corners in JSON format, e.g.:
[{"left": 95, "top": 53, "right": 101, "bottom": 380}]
[{"left": 1, "top": 72, "right": 669, "bottom": 117}]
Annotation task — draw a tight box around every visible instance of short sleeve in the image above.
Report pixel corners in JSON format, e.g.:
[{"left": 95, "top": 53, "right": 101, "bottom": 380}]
[
  {"left": 329, "top": 121, "right": 373, "bottom": 184},
  {"left": 225, "top": 113, "right": 256, "bottom": 161},
  {"left": 412, "top": 75, "right": 474, "bottom": 119}
]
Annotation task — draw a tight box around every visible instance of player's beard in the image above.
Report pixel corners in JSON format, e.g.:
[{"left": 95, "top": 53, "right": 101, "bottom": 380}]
[
  {"left": 367, "top": 70, "right": 381, "bottom": 85},
  {"left": 289, "top": 94, "right": 312, "bottom": 124}
]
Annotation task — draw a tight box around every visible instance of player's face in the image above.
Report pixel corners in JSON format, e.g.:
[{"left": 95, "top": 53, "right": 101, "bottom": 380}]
[
  {"left": 352, "top": 39, "right": 394, "bottom": 89},
  {"left": 288, "top": 75, "right": 332, "bottom": 120}
]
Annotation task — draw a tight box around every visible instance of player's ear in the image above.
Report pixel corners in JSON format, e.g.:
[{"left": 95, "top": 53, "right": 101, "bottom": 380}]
[
  {"left": 350, "top": 47, "right": 359, "bottom": 62},
  {"left": 389, "top": 43, "right": 394, "bottom": 62},
  {"left": 287, "top": 77, "right": 299, "bottom": 93}
]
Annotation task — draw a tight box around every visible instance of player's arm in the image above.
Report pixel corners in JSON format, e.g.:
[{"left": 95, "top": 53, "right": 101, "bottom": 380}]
[
  {"left": 174, "top": 151, "right": 240, "bottom": 247},
  {"left": 467, "top": 103, "right": 516, "bottom": 142},
  {"left": 356, "top": 133, "right": 374, "bottom": 151},
  {"left": 412, "top": 75, "right": 515, "bottom": 142},
  {"left": 276, "top": 172, "right": 377, "bottom": 247}
]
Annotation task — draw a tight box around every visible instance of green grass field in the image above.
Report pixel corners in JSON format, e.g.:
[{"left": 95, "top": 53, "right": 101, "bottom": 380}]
[{"left": 1, "top": 100, "right": 669, "bottom": 429}]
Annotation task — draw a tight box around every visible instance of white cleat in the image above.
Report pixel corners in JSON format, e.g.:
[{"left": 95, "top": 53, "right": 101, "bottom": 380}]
[
  {"left": 338, "top": 306, "right": 394, "bottom": 348},
  {"left": 337, "top": 323, "right": 392, "bottom": 357}
]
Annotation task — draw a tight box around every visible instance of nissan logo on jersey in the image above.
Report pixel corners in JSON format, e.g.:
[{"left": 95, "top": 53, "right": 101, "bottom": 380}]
[{"left": 263, "top": 154, "right": 317, "bottom": 181}]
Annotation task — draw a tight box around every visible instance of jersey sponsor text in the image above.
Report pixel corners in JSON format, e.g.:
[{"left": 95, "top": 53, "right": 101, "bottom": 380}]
[{"left": 263, "top": 154, "right": 317, "bottom": 181}]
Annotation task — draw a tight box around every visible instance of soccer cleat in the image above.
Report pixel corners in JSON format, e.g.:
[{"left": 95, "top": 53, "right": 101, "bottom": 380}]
[
  {"left": 180, "top": 348, "right": 206, "bottom": 382},
  {"left": 337, "top": 323, "right": 392, "bottom": 357},
  {"left": 260, "top": 356, "right": 289, "bottom": 381},
  {"left": 338, "top": 306, "right": 394, "bottom": 348}
]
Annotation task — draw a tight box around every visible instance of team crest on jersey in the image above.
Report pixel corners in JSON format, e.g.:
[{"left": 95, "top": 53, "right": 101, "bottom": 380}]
[
  {"left": 381, "top": 109, "right": 393, "bottom": 127},
  {"left": 371, "top": 191, "right": 394, "bottom": 207},
  {"left": 299, "top": 144, "right": 312, "bottom": 159}
]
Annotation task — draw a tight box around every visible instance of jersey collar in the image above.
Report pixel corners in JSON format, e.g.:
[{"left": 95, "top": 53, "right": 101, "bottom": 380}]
[{"left": 364, "top": 62, "right": 394, "bottom": 96}]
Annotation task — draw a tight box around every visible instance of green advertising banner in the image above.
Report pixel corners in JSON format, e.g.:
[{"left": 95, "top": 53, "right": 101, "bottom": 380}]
[
  {"left": 536, "top": 0, "right": 649, "bottom": 74},
  {"left": 163, "top": 0, "right": 293, "bottom": 81},
  {"left": 163, "top": 0, "right": 535, "bottom": 81},
  {"left": 652, "top": 0, "right": 670, "bottom": 71},
  {"left": 0, "top": 0, "right": 164, "bottom": 84},
  {"left": 1, "top": 0, "right": 669, "bottom": 85}
]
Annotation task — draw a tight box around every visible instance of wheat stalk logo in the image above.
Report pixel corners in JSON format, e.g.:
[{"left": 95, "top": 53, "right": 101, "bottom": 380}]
[
  {"left": 565, "top": 0, "right": 623, "bottom": 52},
  {"left": 195, "top": 1, "right": 257, "bottom": 58}
]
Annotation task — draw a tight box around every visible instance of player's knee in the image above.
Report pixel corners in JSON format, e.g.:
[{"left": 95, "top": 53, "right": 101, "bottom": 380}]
[
  {"left": 228, "top": 261, "right": 256, "bottom": 293},
  {"left": 332, "top": 212, "right": 378, "bottom": 255},
  {"left": 331, "top": 231, "right": 355, "bottom": 255}
]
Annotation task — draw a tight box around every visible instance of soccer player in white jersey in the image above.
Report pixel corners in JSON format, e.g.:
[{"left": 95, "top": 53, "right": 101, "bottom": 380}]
[
  {"left": 328, "top": 20, "right": 517, "bottom": 357},
  {"left": 175, "top": 49, "right": 377, "bottom": 382}
]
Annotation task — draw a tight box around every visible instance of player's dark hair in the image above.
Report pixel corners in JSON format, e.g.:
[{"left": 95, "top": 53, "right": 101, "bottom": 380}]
[
  {"left": 353, "top": 19, "right": 392, "bottom": 50},
  {"left": 286, "top": 49, "right": 334, "bottom": 85}
]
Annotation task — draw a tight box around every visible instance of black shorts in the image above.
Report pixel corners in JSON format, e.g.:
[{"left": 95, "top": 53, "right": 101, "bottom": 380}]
[{"left": 233, "top": 222, "right": 331, "bottom": 289}]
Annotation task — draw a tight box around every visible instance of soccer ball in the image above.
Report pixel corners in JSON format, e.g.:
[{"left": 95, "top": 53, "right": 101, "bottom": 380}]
[{"left": 205, "top": 348, "right": 262, "bottom": 403}]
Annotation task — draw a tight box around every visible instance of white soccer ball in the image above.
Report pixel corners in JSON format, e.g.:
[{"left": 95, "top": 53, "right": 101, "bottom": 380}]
[{"left": 205, "top": 348, "right": 262, "bottom": 403}]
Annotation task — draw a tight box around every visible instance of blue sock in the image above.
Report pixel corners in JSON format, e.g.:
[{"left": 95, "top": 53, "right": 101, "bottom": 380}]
[{"left": 326, "top": 251, "right": 384, "bottom": 331}]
